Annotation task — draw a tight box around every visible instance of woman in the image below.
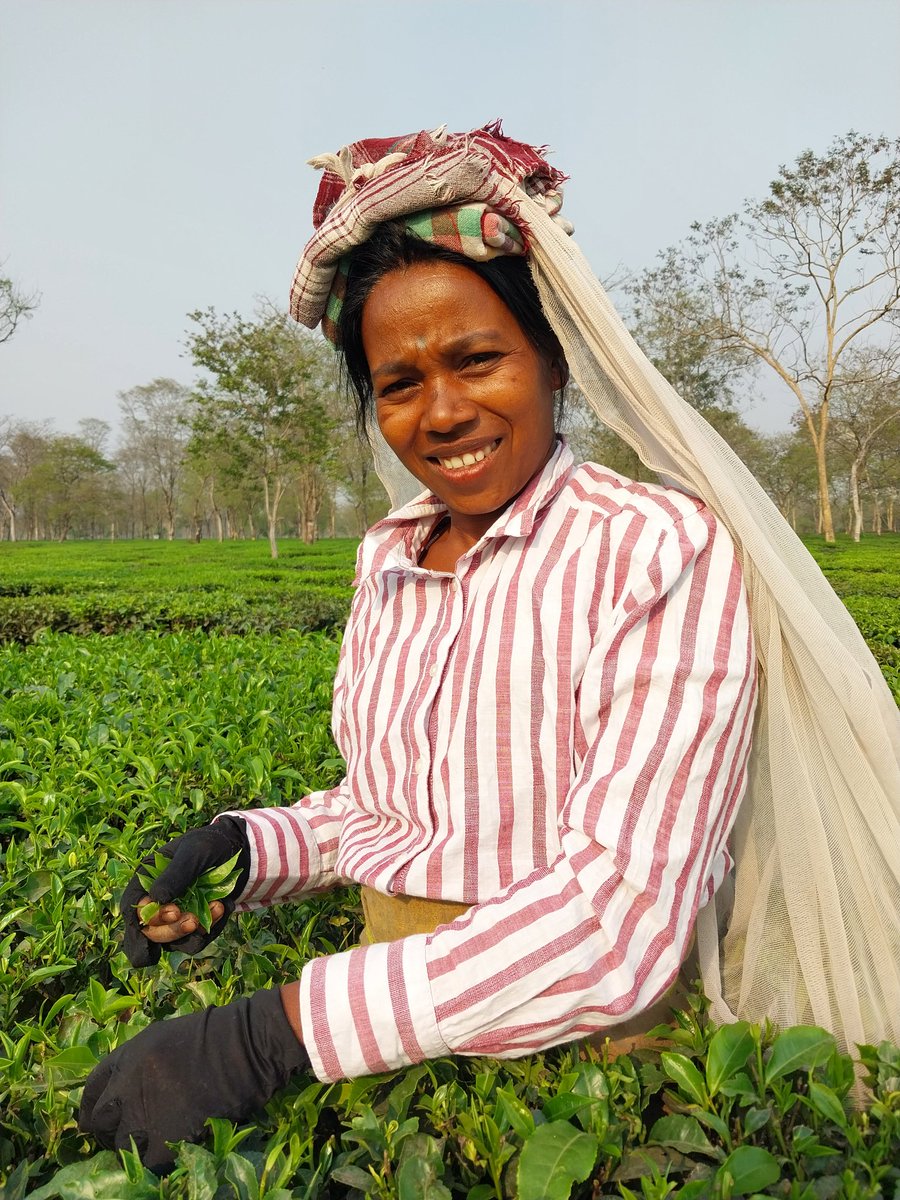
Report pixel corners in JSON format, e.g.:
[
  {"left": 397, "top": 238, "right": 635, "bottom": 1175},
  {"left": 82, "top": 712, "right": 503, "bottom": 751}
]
[{"left": 79, "top": 123, "right": 900, "bottom": 1171}]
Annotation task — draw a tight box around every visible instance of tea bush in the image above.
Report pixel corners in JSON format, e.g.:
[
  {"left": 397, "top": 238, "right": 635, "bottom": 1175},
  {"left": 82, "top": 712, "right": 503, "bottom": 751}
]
[
  {"left": 0, "top": 541, "right": 357, "bottom": 643},
  {"left": 1, "top": 537, "right": 899, "bottom": 1198}
]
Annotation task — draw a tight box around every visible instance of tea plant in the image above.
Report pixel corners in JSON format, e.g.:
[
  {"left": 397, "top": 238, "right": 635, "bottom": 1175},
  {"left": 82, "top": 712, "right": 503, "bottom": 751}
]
[{"left": 0, "top": 539, "right": 357, "bottom": 643}]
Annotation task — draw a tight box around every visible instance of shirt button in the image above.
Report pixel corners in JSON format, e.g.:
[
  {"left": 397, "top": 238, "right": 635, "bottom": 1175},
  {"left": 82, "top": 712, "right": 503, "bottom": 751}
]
[
  {"left": 414, "top": 757, "right": 425, "bottom": 774},
  {"left": 429, "top": 665, "right": 437, "bottom": 678}
]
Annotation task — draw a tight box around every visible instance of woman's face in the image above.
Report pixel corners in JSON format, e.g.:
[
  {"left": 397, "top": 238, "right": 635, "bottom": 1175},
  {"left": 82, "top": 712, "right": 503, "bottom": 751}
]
[{"left": 362, "top": 260, "right": 561, "bottom": 543}]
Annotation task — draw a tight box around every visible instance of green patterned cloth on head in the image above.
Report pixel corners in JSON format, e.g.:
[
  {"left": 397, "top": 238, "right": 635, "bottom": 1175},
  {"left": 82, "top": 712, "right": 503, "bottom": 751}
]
[{"left": 321, "top": 202, "right": 528, "bottom": 346}]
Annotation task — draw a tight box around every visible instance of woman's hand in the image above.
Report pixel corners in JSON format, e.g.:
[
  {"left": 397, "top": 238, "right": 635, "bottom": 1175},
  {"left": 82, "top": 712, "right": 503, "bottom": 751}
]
[
  {"left": 120, "top": 817, "right": 250, "bottom": 966},
  {"left": 78, "top": 988, "right": 309, "bottom": 1174},
  {"left": 136, "top": 897, "right": 227, "bottom": 944}
]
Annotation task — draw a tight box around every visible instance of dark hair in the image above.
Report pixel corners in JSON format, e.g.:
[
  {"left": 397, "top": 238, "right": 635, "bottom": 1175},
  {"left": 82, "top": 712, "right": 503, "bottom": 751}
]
[{"left": 336, "top": 221, "right": 568, "bottom": 433}]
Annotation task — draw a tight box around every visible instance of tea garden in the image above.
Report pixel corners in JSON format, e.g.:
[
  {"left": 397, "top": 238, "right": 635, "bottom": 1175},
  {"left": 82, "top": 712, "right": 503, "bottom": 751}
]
[{"left": 1, "top": 536, "right": 899, "bottom": 1199}]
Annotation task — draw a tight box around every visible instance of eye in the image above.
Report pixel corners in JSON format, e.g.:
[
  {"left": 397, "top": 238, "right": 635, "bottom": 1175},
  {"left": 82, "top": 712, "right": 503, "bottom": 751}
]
[
  {"left": 378, "top": 378, "right": 415, "bottom": 398},
  {"left": 463, "top": 351, "right": 500, "bottom": 368}
]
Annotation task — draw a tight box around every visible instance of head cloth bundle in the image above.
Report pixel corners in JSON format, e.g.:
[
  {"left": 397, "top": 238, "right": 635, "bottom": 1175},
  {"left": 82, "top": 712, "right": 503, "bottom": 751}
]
[
  {"left": 291, "top": 122, "right": 900, "bottom": 1066},
  {"left": 291, "top": 121, "right": 570, "bottom": 343}
]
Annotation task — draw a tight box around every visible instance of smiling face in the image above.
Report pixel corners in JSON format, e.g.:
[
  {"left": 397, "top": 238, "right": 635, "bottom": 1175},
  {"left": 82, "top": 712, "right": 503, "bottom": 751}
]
[{"left": 362, "top": 260, "right": 561, "bottom": 546}]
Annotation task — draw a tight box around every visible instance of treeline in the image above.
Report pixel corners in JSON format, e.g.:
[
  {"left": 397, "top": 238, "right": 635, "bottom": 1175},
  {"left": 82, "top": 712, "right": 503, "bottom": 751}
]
[
  {"left": 0, "top": 310, "right": 389, "bottom": 554},
  {"left": 2, "top": 132, "right": 899, "bottom": 551}
]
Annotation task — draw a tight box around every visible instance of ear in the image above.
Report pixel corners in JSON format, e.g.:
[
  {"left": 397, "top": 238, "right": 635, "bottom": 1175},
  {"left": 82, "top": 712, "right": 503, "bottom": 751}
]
[{"left": 551, "top": 359, "right": 569, "bottom": 392}]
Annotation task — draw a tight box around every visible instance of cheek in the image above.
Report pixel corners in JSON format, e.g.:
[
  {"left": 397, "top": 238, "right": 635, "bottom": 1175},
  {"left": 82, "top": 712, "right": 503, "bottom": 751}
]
[{"left": 375, "top": 405, "right": 415, "bottom": 453}]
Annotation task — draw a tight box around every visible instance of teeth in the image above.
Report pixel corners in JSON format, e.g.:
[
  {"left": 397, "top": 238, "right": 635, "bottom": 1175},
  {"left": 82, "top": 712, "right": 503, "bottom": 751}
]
[{"left": 438, "top": 440, "right": 498, "bottom": 471}]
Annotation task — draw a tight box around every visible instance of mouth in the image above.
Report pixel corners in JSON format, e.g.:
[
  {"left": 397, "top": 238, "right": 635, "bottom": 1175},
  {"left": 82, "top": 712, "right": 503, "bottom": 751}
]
[{"left": 428, "top": 438, "right": 501, "bottom": 473}]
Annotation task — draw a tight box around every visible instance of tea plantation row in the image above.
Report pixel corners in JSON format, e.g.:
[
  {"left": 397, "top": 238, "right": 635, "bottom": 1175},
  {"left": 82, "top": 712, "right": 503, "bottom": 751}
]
[
  {"left": 0, "top": 540, "right": 358, "bottom": 643},
  {"left": 1, "top": 537, "right": 899, "bottom": 1198}
]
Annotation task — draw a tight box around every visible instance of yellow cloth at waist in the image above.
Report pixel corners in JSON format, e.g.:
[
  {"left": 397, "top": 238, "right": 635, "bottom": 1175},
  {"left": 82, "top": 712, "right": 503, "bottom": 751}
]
[{"left": 360, "top": 886, "right": 471, "bottom": 944}]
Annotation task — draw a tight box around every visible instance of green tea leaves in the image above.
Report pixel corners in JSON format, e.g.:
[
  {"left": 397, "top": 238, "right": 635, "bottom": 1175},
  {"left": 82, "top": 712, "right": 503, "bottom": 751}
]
[
  {"left": 136, "top": 850, "right": 242, "bottom": 931},
  {"left": 764, "top": 1026, "right": 836, "bottom": 1086},
  {"left": 516, "top": 1121, "right": 599, "bottom": 1200}
]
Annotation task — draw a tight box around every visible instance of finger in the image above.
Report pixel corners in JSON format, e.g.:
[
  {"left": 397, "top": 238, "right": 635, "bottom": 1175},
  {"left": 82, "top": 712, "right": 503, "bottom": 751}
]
[
  {"left": 78, "top": 1058, "right": 114, "bottom": 1129},
  {"left": 141, "top": 902, "right": 186, "bottom": 928},
  {"left": 148, "top": 843, "right": 204, "bottom": 905},
  {"left": 158, "top": 903, "right": 228, "bottom": 956},
  {"left": 82, "top": 1092, "right": 122, "bottom": 1149},
  {"left": 142, "top": 1130, "right": 177, "bottom": 1176},
  {"left": 123, "top": 921, "right": 162, "bottom": 967},
  {"left": 142, "top": 914, "right": 200, "bottom": 944},
  {"left": 115, "top": 1124, "right": 149, "bottom": 1161}
]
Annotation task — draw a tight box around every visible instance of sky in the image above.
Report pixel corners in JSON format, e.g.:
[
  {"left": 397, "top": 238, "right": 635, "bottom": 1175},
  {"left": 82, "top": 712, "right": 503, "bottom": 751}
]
[{"left": 2, "top": 0, "right": 899, "bottom": 441}]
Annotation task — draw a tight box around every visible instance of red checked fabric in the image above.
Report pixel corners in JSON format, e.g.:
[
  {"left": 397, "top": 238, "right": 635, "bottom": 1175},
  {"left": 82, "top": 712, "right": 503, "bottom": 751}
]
[
  {"left": 290, "top": 121, "right": 568, "bottom": 338},
  {"left": 222, "top": 443, "right": 756, "bottom": 1081}
]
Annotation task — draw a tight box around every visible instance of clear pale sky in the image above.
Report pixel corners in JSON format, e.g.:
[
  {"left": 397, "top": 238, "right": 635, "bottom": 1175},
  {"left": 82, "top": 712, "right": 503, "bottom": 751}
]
[{"left": 2, "top": 0, "right": 898, "bottom": 438}]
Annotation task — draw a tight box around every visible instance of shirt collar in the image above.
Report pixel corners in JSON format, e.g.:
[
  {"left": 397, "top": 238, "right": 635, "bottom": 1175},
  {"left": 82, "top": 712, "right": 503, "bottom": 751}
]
[{"left": 375, "top": 438, "right": 575, "bottom": 565}]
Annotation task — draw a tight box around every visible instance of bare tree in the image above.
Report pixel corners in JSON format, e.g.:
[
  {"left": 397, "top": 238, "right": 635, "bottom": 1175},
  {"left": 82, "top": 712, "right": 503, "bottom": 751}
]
[
  {"left": 118, "top": 379, "right": 191, "bottom": 540},
  {"left": 626, "top": 265, "right": 755, "bottom": 414},
  {"left": 647, "top": 133, "right": 900, "bottom": 542},
  {"left": 830, "top": 348, "right": 900, "bottom": 541},
  {"left": 78, "top": 418, "right": 112, "bottom": 455},
  {"left": 750, "top": 430, "right": 820, "bottom": 532},
  {"left": 0, "top": 269, "right": 39, "bottom": 345}
]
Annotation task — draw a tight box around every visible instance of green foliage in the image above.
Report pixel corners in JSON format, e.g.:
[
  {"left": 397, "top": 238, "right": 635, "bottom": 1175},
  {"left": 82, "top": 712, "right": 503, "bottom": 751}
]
[
  {"left": 184, "top": 306, "right": 340, "bottom": 558},
  {"left": 808, "top": 534, "right": 900, "bottom": 701},
  {"left": 1, "top": 540, "right": 899, "bottom": 1197},
  {"left": 0, "top": 540, "right": 356, "bottom": 643}
]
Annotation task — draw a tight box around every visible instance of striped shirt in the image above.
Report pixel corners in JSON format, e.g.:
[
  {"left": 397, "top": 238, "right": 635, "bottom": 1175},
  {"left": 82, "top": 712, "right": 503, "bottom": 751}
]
[{"left": 227, "top": 441, "right": 757, "bottom": 1082}]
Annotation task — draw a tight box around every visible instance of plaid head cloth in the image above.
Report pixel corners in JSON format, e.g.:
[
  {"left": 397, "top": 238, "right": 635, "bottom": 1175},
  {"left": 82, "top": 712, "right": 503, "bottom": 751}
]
[{"left": 290, "top": 120, "right": 571, "bottom": 344}]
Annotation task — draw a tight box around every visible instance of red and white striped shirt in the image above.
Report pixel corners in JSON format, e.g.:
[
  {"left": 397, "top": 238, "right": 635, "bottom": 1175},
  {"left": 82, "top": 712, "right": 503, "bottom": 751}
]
[{"left": 227, "top": 441, "right": 756, "bottom": 1082}]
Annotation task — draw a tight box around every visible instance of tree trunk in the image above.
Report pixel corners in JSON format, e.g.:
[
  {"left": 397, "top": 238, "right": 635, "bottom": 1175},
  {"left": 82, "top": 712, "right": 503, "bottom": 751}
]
[
  {"left": 887, "top": 495, "right": 895, "bottom": 533},
  {"left": 849, "top": 458, "right": 863, "bottom": 542},
  {"left": 873, "top": 495, "right": 883, "bottom": 535},
  {"left": 805, "top": 405, "right": 835, "bottom": 543},
  {"left": 165, "top": 489, "right": 177, "bottom": 540},
  {"left": 262, "top": 474, "right": 281, "bottom": 559},
  {"left": 0, "top": 493, "right": 16, "bottom": 542},
  {"left": 192, "top": 498, "right": 203, "bottom": 542}
]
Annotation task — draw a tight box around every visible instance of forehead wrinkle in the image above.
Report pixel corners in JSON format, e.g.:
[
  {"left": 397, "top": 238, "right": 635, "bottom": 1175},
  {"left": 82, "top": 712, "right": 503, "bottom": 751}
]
[{"left": 369, "top": 328, "right": 509, "bottom": 382}]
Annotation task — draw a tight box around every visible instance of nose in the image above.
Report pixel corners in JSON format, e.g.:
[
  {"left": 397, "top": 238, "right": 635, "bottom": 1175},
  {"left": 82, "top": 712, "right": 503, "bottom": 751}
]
[{"left": 422, "top": 375, "right": 478, "bottom": 436}]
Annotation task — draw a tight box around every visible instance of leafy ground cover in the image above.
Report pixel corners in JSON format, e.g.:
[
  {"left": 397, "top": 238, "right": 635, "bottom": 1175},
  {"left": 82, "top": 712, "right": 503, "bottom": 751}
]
[
  {"left": 0, "top": 541, "right": 358, "bottom": 642},
  {"left": 805, "top": 535, "right": 900, "bottom": 702},
  {"left": 1, "top": 536, "right": 899, "bottom": 1198}
]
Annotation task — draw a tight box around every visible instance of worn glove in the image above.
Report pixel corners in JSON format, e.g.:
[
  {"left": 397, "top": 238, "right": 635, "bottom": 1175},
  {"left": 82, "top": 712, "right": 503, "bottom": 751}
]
[
  {"left": 121, "top": 816, "right": 251, "bottom": 967},
  {"left": 78, "top": 988, "right": 310, "bottom": 1174}
]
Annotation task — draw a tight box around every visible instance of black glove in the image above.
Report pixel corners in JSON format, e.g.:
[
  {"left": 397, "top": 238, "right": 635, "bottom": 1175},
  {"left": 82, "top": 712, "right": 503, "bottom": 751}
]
[
  {"left": 78, "top": 987, "right": 310, "bottom": 1174},
  {"left": 121, "top": 816, "right": 251, "bottom": 967}
]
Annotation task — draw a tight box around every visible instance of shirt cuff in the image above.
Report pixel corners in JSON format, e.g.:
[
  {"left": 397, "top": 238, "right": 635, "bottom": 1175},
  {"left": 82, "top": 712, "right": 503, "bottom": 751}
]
[
  {"left": 298, "top": 935, "right": 450, "bottom": 1081},
  {"left": 218, "top": 806, "right": 322, "bottom": 910}
]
